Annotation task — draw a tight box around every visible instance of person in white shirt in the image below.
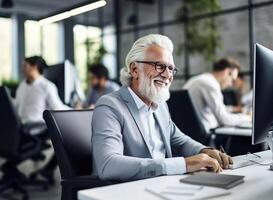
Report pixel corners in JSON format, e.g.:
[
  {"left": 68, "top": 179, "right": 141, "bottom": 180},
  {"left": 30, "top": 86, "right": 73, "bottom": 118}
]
[
  {"left": 15, "top": 57, "right": 70, "bottom": 125},
  {"left": 183, "top": 58, "right": 251, "bottom": 133},
  {"left": 15, "top": 56, "right": 70, "bottom": 185}
]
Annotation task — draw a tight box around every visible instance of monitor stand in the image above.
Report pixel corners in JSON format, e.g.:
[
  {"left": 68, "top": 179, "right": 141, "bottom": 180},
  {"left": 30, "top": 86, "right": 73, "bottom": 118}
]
[{"left": 266, "top": 131, "right": 273, "bottom": 170}]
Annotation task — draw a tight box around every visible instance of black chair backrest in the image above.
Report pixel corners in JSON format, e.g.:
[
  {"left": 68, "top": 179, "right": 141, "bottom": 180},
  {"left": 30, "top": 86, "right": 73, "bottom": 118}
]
[
  {"left": 0, "top": 86, "right": 22, "bottom": 158},
  {"left": 167, "top": 90, "right": 208, "bottom": 144},
  {"left": 43, "top": 109, "right": 93, "bottom": 179},
  {"left": 222, "top": 89, "right": 239, "bottom": 106}
]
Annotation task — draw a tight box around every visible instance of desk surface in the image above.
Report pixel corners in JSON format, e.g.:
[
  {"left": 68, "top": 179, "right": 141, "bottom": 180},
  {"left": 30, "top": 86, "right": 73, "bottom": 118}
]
[
  {"left": 213, "top": 126, "right": 252, "bottom": 137},
  {"left": 78, "top": 151, "right": 273, "bottom": 200}
]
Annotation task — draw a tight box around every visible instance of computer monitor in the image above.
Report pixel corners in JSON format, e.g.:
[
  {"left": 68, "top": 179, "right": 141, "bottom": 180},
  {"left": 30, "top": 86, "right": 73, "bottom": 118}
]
[
  {"left": 252, "top": 43, "right": 273, "bottom": 165},
  {"left": 44, "top": 60, "right": 84, "bottom": 105}
]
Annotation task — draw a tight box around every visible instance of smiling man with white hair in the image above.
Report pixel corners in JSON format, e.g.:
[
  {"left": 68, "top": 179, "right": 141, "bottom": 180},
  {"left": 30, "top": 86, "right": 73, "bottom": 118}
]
[{"left": 92, "top": 34, "right": 232, "bottom": 181}]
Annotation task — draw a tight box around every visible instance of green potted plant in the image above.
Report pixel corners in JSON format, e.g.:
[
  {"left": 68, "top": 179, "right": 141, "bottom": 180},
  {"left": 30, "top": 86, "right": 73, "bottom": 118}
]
[
  {"left": 176, "top": 0, "right": 222, "bottom": 70},
  {"left": 1, "top": 79, "right": 19, "bottom": 97}
]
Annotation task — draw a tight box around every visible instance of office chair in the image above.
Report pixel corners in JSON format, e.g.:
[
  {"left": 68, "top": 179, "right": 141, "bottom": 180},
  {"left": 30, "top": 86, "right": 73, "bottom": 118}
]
[
  {"left": 43, "top": 109, "right": 117, "bottom": 200},
  {"left": 167, "top": 90, "right": 210, "bottom": 145},
  {"left": 0, "top": 86, "right": 48, "bottom": 200}
]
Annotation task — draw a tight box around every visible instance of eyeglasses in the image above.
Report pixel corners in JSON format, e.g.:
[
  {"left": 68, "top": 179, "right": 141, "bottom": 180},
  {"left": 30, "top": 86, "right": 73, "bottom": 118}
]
[{"left": 135, "top": 61, "right": 178, "bottom": 76}]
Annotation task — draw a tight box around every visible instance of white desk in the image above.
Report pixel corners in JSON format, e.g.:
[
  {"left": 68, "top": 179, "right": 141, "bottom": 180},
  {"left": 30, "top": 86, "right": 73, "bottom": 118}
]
[
  {"left": 213, "top": 126, "right": 252, "bottom": 137},
  {"left": 78, "top": 151, "right": 273, "bottom": 200}
]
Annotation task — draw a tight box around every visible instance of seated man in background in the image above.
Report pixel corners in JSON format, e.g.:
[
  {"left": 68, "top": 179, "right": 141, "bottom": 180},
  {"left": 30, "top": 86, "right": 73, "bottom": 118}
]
[
  {"left": 222, "top": 73, "right": 245, "bottom": 113},
  {"left": 83, "top": 64, "right": 120, "bottom": 108},
  {"left": 92, "top": 34, "right": 232, "bottom": 181},
  {"left": 14, "top": 56, "right": 70, "bottom": 184},
  {"left": 15, "top": 56, "right": 70, "bottom": 124},
  {"left": 183, "top": 58, "right": 251, "bottom": 133},
  {"left": 183, "top": 58, "right": 260, "bottom": 156}
]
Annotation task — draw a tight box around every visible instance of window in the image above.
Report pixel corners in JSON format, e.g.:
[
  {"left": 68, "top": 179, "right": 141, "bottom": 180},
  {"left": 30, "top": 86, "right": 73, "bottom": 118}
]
[
  {"left": 42, "top": 23, "right": 61, "bottom": 65},
  {"left": 103, "top": 25, "right": 117, "bottom": 79},
  {"left": 25, "top": 20, "right": 42, "bottom": 57},
  {"left": 25, "top": 21, "right": 61, "bottom": 65},
  {"left": 0, "top": 17, "right": 12, "bottom": 82},
  {"left": 74, "top": 24, "right": 102, "bottom": 90}
]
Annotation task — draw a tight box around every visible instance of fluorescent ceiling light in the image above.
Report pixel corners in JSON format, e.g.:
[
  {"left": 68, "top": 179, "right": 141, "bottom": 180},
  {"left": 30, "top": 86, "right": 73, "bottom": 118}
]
[{"left": 39, "top": 0, "right": 106, "bottom": 26}]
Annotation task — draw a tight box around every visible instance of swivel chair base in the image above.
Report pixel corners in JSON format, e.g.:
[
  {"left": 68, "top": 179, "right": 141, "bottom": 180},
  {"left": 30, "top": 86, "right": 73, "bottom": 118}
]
[{"left": 0, "top": 162, "right": 49, "bottom": 200}]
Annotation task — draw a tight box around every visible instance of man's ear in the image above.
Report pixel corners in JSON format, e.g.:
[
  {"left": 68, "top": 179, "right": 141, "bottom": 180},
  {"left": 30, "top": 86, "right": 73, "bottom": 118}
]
[{"left": 129, "top": 62, "right": 139, "bottom": 79}]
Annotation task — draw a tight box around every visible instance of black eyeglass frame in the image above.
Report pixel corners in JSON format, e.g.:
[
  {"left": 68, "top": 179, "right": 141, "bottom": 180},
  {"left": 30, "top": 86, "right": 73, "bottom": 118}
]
[{"left": 135, "top": 61, "right": 178, "bottom": 76}]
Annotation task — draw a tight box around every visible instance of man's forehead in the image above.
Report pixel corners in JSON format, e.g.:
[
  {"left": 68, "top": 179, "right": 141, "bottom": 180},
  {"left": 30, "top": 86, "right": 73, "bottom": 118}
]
[{"left": 144, "top": 45, "right": 173, "bottom": 63}]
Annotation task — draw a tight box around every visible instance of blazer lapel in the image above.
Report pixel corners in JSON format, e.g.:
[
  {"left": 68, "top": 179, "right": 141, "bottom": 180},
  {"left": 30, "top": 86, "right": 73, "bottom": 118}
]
[
  {"left": 119, "top": 87, "right": 153, "bottom": 157},
  {"left": 153, "top": 110, "right": 172, "bottom": 158}
]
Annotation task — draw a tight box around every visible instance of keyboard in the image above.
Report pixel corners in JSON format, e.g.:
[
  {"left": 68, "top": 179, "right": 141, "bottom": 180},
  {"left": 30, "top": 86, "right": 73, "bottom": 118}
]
[
  {"left": 228, "top": 154, "right": 266, "bottom": 169},
  {"left": 235, "top": 122, "right": 252, "bottom": 129}
]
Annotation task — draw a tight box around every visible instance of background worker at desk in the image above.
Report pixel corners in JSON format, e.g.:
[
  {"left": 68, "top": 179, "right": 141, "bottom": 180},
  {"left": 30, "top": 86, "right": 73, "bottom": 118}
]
[
  {"left": 183, "top": 58, "right": 258, "bottom": 155},
  {"left": 83, "top": 64, "right": 120, "bottom": 108},
  {"left": 14, "top": 56, "right": 70, "bottom": 184},
  {"left": 15, "top": 56, "right": 70, "bottom": 125},
  {"left": 183, "top": 58, "right": 251, "bottom": 133},
  {"left": 92, "top": 34, "right": 232, "bottom": 181}
]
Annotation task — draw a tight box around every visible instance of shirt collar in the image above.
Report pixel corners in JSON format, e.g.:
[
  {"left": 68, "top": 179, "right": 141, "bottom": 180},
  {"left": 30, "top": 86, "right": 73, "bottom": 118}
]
[
  {"left": 128, "top": 87, "right": 158, "bottom": 113},
  {"left": 208, "top": 73, "right": 221, "bottom": 91},
  {"left": 25, "top": 75, "right": 43, "bottom": 85}
]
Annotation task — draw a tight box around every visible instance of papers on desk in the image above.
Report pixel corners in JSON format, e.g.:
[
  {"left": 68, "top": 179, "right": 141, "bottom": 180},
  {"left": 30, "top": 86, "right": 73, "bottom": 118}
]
[{"left": 145, "top": 183, "right": 230, "bottom": 200}]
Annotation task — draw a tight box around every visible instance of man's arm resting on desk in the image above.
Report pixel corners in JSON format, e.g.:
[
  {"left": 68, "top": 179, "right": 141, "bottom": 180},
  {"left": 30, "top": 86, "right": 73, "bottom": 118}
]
[
  {"left": 92, "top": 105, "right": 228, "bottom": 181},
  {"left": 168, "top": 120, "right": 225, "bottom": 173}
]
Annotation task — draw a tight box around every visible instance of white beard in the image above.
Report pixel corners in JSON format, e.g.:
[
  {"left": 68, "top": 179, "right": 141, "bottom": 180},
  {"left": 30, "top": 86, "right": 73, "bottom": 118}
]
[{"left": 138, "top": 71, "right": 170, "bottom": 105}]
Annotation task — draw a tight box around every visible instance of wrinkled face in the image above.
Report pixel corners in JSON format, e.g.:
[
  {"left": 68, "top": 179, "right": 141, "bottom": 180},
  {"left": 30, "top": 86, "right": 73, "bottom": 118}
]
[
  {"left": 132, "top": 45, "right": 175, "bottom": 104},
  {"left": 221, "top": 68, "right": 239, "bottom": 89}
]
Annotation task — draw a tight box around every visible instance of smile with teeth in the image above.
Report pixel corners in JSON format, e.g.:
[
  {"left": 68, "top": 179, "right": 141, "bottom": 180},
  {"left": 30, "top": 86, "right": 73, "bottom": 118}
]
[{"left": 154, "top": 80, "right": 168, "bottom": 87}]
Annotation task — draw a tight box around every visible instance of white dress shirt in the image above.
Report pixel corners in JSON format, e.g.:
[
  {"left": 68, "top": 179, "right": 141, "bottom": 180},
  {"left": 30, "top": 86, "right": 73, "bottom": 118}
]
[
  {"left": 15, "top": 76, "right": 70, "bottom": 124},
  {"left": 128, "top": 87, "right": 186, "bottom": 175},
  {"left": 183, "top": 73, "right": 251, "bottom": 132}
]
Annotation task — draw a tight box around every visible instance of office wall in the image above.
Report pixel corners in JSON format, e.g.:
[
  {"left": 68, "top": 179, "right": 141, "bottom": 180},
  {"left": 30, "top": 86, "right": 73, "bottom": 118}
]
[{"left": 117, "top": 0, "right": 273, "bottom": 92}]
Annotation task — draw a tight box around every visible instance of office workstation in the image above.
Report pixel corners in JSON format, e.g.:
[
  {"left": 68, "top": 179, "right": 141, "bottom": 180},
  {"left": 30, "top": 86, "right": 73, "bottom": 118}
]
[{"left": 1, "top": 1, "right": 273, "bottom": 200}]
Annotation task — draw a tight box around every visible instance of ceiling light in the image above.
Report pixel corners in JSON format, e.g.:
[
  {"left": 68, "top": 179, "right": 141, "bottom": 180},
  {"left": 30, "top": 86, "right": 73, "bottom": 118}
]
[{"left": 39, "top": 0, "right": 106, "bottom": 26}]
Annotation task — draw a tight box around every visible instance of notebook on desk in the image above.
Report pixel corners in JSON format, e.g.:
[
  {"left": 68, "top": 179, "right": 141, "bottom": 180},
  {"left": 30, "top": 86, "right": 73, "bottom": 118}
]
[{"left": 180, "top": 172, "right": 244, "bottom": 189}]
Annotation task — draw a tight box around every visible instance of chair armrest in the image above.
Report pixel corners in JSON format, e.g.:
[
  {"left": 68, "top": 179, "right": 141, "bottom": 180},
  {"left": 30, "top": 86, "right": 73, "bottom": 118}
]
[{"left": 22, "top": 122, "right": 47, "bottom": 136}]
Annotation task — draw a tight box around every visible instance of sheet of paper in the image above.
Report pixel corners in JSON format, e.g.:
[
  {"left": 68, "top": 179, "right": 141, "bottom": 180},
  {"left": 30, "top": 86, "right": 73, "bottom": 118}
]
[{"left": 145, "top": 183, "right": 231, "bottom": 200}]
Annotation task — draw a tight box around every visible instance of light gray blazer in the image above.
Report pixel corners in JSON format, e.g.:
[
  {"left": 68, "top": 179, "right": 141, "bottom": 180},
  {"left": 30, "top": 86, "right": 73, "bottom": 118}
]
[{"left": 92, "top": 86, "right": 206, "bottom": 181}]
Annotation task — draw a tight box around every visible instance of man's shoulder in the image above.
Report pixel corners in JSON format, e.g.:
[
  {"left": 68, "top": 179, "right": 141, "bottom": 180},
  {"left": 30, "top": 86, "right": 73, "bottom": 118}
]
[
  {"left": 95, "top": 89, "right": 123, "bottom": 107},
  {"left": 184, "top": 73, "right": 215, "bottom": 89},
  {"left": 40, "top": 76, "right": 57, "bottom": 89},
  {"left": 191, "top": 73, "right": 212, "bottom": 83},
  {"left": 33, "top": 77, "right": 58, "bottom": 97},
  {"left": 105, "top": 80, "right": 120, "bottom": 92}
]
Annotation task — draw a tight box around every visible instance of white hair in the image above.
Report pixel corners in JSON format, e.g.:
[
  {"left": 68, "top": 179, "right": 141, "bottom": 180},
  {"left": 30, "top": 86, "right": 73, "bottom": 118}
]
[{"left": 119, "top": 34, "right": 174, "bottom": 86}]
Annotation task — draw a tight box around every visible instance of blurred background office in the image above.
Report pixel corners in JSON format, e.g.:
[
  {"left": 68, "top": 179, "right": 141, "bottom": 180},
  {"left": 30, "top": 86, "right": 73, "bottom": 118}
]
[{"left": 1, "top": 0, "right": 273, "bottom": 199}]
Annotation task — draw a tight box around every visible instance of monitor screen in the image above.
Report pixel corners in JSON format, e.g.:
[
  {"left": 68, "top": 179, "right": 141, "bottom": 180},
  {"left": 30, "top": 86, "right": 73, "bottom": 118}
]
[
  {"left": 44, "top": 60, "right": 84, "bottom": 105},
  {"left": 252, "top": 43, "right": 273, "bottom": 145}
]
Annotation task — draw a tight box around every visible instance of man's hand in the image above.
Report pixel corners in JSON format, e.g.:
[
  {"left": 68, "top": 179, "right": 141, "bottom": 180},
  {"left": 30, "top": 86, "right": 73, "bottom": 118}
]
[
  {"left": 185, "top": 153, "right": 222, "bottom": 173},
  {"left": 200, "top": 148, "right": 233, "bottom": 169}
]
